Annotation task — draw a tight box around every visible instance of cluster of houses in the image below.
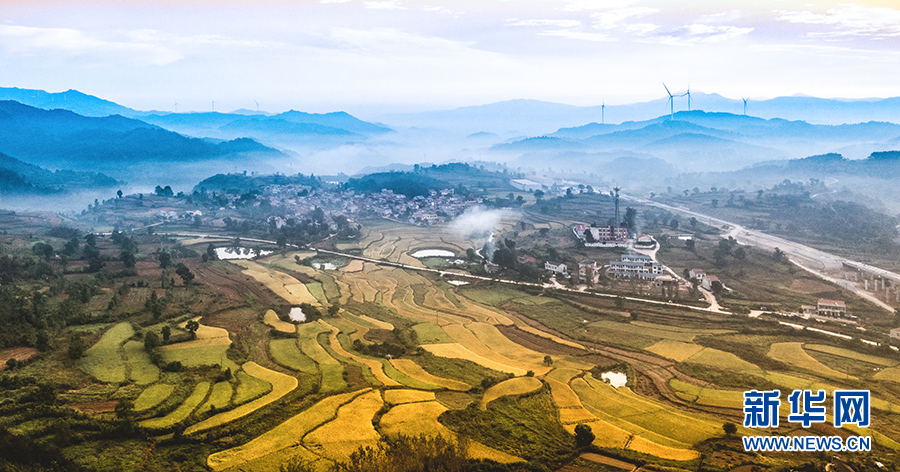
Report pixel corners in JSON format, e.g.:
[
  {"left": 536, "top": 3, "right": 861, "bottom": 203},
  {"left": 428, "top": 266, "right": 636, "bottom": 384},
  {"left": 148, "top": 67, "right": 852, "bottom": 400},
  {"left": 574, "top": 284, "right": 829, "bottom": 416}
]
[
  {"left": 574, "top": 224, "right": 629, "bottom": 247},
  {"left": 155, "top": 209, "right": 202, "bottom": 221},
  {"left": 801, "top": 299, "right": 848, "bottom": 318}
]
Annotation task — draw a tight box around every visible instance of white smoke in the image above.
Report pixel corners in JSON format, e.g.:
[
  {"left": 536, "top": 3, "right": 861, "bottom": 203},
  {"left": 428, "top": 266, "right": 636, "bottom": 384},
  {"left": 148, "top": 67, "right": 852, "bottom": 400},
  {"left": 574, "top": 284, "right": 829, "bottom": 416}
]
[{"left": 449, "top": 206, "right": 518, "bottom": 261}]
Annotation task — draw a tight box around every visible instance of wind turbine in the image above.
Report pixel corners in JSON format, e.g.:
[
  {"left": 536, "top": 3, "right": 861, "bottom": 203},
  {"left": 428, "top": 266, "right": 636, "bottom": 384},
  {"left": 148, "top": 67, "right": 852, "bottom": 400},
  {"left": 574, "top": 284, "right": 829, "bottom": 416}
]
[
  {"left": 601, "top": 102, "right": 606, "bottom": 124},
  {"left": 684, "top": 84, "right": 692, "bottom": 111},
  {"left": 255, "top": 100, "right": 259, "bottom": 113},
  {"left": 173, "top": 103, "right": 178, "bottom": 113},
  {"left": 742, "top": 97, "right": 749, "bottom": 116},
  {"left": 663, "top": 83, "right": 676, "bottom": 120},
  {"left": 212, "top": 101, "right": 215, "bottom": 112}
]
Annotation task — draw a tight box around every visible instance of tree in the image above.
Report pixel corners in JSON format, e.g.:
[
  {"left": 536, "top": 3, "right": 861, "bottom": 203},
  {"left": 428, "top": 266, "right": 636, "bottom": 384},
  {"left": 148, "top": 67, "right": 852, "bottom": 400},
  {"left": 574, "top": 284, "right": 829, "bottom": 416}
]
[
  {"left": 161, "top": 325, "right": 171, "bottom": 343},
  {"left": 68, "top": 335, "right": 85, "bottom": 359},
  {"left": 583, "top": 228, "right": 595, "bottom": 243},
  {"left": 144, "top": 331, "right": 160, "bottom": 350},
  {"left": 543, "top": 355, "right": 553, "bottom": 366},
  {"left": 575, "top": 423, "right": 595, "bottom": 448},
  {"left": 711, "top": 198, "right": 719, "bottom": 208},
  {"left": 206, "top": 243, "right": 217, "bottom": 261},
  {"left": 723, "top": 422, "right": 737, "bottom": 435},
  {"left": 185, "top": 320, "right": 200, "bottom": 339},
  {"left": 328, "top": 303, "right": 341, "bottom": 316},
  {"left": 120, "top": 250, "right": 136, "bottom": 269},
  {"left": 331, "top": 434, "right": 468, "bottom": 472},
  {"left": 689, "top": 217, "right": 698, "bottom": 228},
  {"left": 158, "top": 252, "right": 172, "bottom": 269},
  {"left": 622, "top": 207, "right": 638, "bottom": 232},
  {"left": 175, "top": 263, "right": 195, "bottom": 284},
  {"left": 733, "top": 247, "right": 747, "bottom": 261},
  {"left": 685, "top": 239, "right": 695, "bottom": 252},
  {"left": 773, "top": 247, "right": 786, "bottom": 263},
  {"left": 31, "top": 242, "right": 54, "bottom": 259},
  {"left": 117, "top": 189, "right": 123, "bottom": 198},
  {"left": 533, "top": 189, "right": 544, "bottom": 201}
]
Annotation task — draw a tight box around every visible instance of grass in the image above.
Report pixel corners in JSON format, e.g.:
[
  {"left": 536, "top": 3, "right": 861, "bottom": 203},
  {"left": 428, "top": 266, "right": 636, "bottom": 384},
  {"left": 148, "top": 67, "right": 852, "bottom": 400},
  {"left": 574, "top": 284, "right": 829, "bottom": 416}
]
[
  {"left": 197, "top": 381, "right": 234, "bottom": 415},
  {"left": 122, "top": 340, "right": 159, "bottom": 385},
  {"left": 234, "top": 370, "right": 271, "bottom": 405},
  {"left": 264, "top": 309, "right": 296, "bottom": 333},
  {"left": 390, "top": 359, "right": 470, "bottom": 391},
  {"left": 767, "top": 342, "right": 849, "bottom": 379},
  {"left": 383, "top": 389, "right": 436, "bottom": 404},
  {"left": 79, "top": 322, "right": 133, "bottom": 383},
  {"left": 206, "top": 390, "right": 365, "bottom": 471},
  {"left": 480, "top": 377, "right": 543, "bottom": 409},
  {"left": 645, "top": 341, "right": 704, "bottom": 362},
  {"left": 303, "top": 389, "right": 384, "bottom": 461},
  {"left": 140, "top": 381, "right": 210, "bottom": 430},
  {"left": 134, "top": 384, "right": 175, "bottom": 412},
  {"left": 185, "top": 361, "right": 298, "bottom": 434}
]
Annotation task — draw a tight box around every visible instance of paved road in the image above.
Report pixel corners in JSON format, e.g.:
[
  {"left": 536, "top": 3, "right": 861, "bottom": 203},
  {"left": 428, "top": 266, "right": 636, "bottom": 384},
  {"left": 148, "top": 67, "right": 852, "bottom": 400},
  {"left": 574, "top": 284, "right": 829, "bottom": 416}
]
[{"left": 624, "top": 196, "right": 896, "bottom": 313}]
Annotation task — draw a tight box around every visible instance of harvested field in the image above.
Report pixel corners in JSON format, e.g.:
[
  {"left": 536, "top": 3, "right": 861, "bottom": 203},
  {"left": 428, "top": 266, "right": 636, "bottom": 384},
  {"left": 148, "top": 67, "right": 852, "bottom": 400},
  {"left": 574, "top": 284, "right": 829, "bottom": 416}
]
[
  {"left": 587, "top": 321, "right": 697, "bottom": 343},
  {"left": 0, "top": 347, "right": 38, "bottom": 370},
  {"left": 140, "top": 381, "right": 210, "bottom": 430},
  {"left": 342, "top": 260, "right": 364, "bottom": 272},
  {"left": 646, "top": 341, "right": 704, "bottom": 362},
  {"left": 383, "top": 389, "right": 436, "bottom": 404},
  {"left": 268, "top": 339, "right": 317, "bottom": 374},
  {"left": 481, "top": 377, "right": 543, "bottom": 409},
  {"left": 80, "top": 322, "right": 133, "bottom": 383},
  {"left": 186, "top": 361, "right": 298, "bottom": 434},
  {"left": 263, "top": 310, "right": 295, "bottom": 333},
  {"left": 207, "top": 390, "right": 365, "bottom": 471},
  {"left": 561, "top": 417, "right": 632, "bottom": 450},
  {"left": 423, "top": 343, "right": 527, "bottom": 376},
  {"left": 805, "top": 344, "right": 898, "bottom": 367},
  {"left": 232, "top": 259, "right": 321, "bottom": 306},
  {"left": 874, "top": 367, "right": 900, "bottom": 383},
  {"left": 390, "top": 359, "right": 470, "bottom": 391},
  {"left": 768, "top": 342, "right": 849, "bottom": 379},
  {"left": 134, "top": 384, "right": 175, "bottom": 412},
  {"left": 198, "top": 381, "right": 233, "bottom": 415},
  {"left": 123, "top": 340, "right": 159, "bottom": 385},
  {"left": 304, "top": 390, "right": 383, "bottom": 461}
]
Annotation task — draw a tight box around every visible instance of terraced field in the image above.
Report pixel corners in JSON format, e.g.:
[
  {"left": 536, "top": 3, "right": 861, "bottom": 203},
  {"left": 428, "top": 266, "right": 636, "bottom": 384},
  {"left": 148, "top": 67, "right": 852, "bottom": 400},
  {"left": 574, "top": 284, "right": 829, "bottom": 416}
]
[{"left": 79, "top": 322, "right": 133, "bottom": 383}]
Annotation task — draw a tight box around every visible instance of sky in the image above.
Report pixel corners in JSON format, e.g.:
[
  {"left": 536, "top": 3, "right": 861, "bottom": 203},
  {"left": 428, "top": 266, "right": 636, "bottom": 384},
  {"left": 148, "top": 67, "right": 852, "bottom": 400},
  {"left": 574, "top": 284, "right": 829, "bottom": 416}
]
[{"left": 2, "top": 0, "right": 900, "bottom": 115}]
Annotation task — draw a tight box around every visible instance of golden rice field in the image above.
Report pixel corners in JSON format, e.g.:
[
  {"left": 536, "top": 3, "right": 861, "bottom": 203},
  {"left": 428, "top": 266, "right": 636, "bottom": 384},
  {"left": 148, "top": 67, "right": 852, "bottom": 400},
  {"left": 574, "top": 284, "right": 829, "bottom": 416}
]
[
  {"left": 207, "top": 390, "right": 365, "bottom": 471},
  {"left": 304, "top": 390, "right": 384, "bottom": 461},
  {"left": 768, "top": 342, "right": 850, "bottom": 379},
  {"left": 232, "top": 259, "right": 321, "bottom": 306},
  {"left": 683, "top": 348, "right": 765, "bottom": 374},
  {"left": 516, "top": 325, "right": 585, "bottom": 350},
  {"left": 383, "top": 389, "right": 436, "bottom": 404},
  {"left": 263, "top": 309, "right": 295, "bottom": 333},
  {"left": 390, "top": 359, "right": 471, "bottom": 391},
  {"left": 79, "top": 322, "right": 133, "bottom": 383},
  {"left": 480, "top": 377, "right": 543, "bottom": 409},
  {"left": 645, "top": 341, "right": 704, "bottom": 362},
  {"left": 442, "top": 324, "right": 544, "bottom": 375},
  {"left": 320, "top": 321, "right": 399, "bottom": 387},
  {"left": 546, "top": 378, "right": 583, "bottom": 410},
  {"left": 134, "top": 383, "right": 175, "bottom": 412},
  {"left": 378, "top": 400, "right": 522, "bottom": 464},
  {"left": 874, "top": 367, "right": 900, "bottom": 383},
  {"left": 668, "top": 379, "right": 744, "bottom": 409},
  {"left": 423, "top": 343, "right": 527, "bottom": 376},
  {"left": 140, "top": 381, "right": 210, "bottom": 430},
  {"left": 804, "top": 344, "right": 899, "bottom": 367},
  {"left": 186, "top": 362, "right": 298, "bottom": 434}
]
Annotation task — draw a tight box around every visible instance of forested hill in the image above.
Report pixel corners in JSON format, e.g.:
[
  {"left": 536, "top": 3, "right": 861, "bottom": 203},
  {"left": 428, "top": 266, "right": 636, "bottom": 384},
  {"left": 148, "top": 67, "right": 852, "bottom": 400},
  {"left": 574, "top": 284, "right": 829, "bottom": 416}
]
[
  {"left": 0, "top": 152, "right": 120, "bottom": 194},
  {"left": 345, "top": 163, "right": 517, "bottom": 198},
  {"left": 0, "top": 101, "right": 285, "bottom": 168},
  {"left": 194, "top": 173, "right": 323, "bottom": 194}
]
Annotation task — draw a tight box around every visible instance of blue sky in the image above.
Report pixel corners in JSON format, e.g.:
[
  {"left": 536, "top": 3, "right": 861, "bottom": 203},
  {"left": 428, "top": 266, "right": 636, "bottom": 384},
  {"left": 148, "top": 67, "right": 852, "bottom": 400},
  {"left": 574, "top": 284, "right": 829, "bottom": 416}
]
[{"left": 2, "top": 0, "right": 899, "bottom": 114}]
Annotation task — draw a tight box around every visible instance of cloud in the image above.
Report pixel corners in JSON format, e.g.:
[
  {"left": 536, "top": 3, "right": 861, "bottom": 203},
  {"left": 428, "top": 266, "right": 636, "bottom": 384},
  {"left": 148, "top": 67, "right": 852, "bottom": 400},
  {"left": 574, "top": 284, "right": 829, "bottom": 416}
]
[
  {"left": 650, "top": 24, "right": 754, "bottom": 45},
  {"left": 538, "top": 29, "right": 611, "bottom": 42},
  {"left": 774, "top": 5, "right": 900, "bottom": 38},
  {"left": 0, "top": 25, "right": 182, "bottom": 66},
  {"left": 364, "top": 0, "right": 405, "bottom": 10},
  {"left": 506, "top": 19, "right": 582, "bottom": 28},
  {"left": 590, "top": 7, "right": 659, "bottom": 36},
  {"left": 319, "top": 0, "right": 353, "bottom": 3},
  {"left": 561, "top": 0, "right": 640, "bottom": 12}
]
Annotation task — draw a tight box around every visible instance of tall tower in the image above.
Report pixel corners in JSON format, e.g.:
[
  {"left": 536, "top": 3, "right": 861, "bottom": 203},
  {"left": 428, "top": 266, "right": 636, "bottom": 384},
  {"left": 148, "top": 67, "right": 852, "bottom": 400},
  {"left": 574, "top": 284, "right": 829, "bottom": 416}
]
[{"left": 613, "top": 187, "right": 621, "bottom": 227}]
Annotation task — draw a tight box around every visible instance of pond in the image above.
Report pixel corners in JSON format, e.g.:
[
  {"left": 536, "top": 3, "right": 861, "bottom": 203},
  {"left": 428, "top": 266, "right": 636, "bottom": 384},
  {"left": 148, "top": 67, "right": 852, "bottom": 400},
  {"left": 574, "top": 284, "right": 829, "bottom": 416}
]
[
  {"left": 312, "top": 262, "right": 337, "bottom": 270},
  {"left": 601, "top": 371, "right": 627, "bottom": 388},
  {"left": 215, "top": 247, "right": 273, "bottom": 260},
  {"left": 288, "top": 307, "right": 306, "bottom": 322},
  {"left": 410, "top": 249, "right": 455, "bottom": 258},
  {"left": 446, "top": 280, "right": 469, "bottom": 286}
]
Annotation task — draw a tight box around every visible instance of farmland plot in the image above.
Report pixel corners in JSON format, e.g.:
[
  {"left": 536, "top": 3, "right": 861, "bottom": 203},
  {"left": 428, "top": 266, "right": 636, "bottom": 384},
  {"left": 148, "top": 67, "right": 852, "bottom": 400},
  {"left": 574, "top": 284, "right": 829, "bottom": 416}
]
[
  {"left": 390, "top": 359, "right": 470, "bottom": 391},
  {"left": 123, "top": 340, "right": 159, "bottom": 385},
  {"left": 268, "top": 339, "right": 317, "bottom": 374},
  {"left": 481, "top": 377, "right": 543, "bottom": 409},
  {"left": 263, "top": 309, "right": 295, "bottom": 333},
  {"left": 134, "top": 384, "right": 175, "bottom": 412},
  {"left": 304, "top": 389, "right": 383, "bottom": 461},
  {"left": 140, "top": 382, "right": 210, "bottom": 430},
  {"left": 79, "top": 322, "right": 133, "bottom": 383},
  {"left": 768, "top": 342, "right": 850, "bottom": 379}
]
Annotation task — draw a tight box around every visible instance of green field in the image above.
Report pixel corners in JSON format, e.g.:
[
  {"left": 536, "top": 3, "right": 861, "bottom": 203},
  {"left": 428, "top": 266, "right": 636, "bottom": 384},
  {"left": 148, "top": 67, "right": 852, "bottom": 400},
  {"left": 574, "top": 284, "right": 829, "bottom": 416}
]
[
  {"left": 79, "top": 322, "right": 133, "bottom": 383},
  {"left": 412, "top": 322, "right": 454, "bottom": 344},
  {"left": 268, "top": 339, "right": 317, "bottom": 374},
  {"left": 234, "top": 370, "right": 271, "bottom": 405},
  {"left": 123, "top": 340, "right": 159, "bottom": 385},
  {"left": 140, "top": 382, "right": 210, "bottom": 430},
  {"left": 197, "top": 381, "right": 233, "bottom": 415},
  {"left": 668, "top": 379, "right": 743, "bottom": 409},
  {"left": 134, "top": 384, "right": 175, "bottom": 412}
]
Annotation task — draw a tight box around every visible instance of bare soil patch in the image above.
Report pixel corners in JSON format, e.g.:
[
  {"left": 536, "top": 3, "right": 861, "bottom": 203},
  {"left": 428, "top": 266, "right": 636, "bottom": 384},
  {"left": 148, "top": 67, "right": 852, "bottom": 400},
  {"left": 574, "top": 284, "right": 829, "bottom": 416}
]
[
  {"left": 65, "top": 400, "right": 119, "bottom": 414},
  {"left": 0, "top": 347, "right": 39, "bottom": 369},
  {"left": 789, "top": 278, "right": 837, "bottom": 294}
]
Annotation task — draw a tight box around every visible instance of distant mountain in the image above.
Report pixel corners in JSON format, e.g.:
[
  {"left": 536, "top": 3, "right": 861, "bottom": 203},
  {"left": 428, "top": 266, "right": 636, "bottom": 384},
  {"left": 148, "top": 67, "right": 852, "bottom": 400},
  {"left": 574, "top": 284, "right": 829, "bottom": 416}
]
[
  {"left": 274, "top": 110, "right": 392, "bottom": 135},
  {"left": 0, "top": 101, "right": 284, "bottom": 171},
  {"left": 0, "top": 87, "right": 138, "bottom": 118}
]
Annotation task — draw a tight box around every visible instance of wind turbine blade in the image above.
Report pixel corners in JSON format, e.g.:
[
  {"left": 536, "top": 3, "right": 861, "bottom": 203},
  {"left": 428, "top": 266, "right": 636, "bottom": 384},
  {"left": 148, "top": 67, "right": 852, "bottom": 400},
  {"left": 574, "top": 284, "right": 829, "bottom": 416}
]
[{"left": 663, "top": 82, "right": 672, "bottom": 97}]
